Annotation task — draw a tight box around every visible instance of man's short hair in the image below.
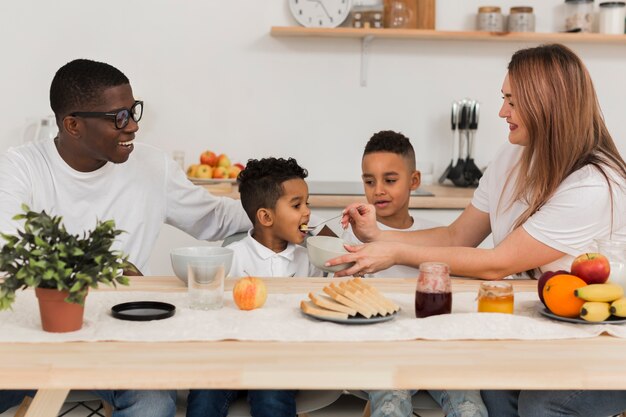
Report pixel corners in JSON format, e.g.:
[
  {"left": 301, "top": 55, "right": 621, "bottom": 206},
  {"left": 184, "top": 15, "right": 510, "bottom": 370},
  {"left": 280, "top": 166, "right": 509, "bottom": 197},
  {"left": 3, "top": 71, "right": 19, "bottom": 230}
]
[
  {"left": 50, "top": 59, "right": 129, "bottom": 120},
  {"left": 237, "top": 157, "right": 308, "bottom": 224},
  {"left": 363, "top": 130, "right": 416, "bottom": 169}
]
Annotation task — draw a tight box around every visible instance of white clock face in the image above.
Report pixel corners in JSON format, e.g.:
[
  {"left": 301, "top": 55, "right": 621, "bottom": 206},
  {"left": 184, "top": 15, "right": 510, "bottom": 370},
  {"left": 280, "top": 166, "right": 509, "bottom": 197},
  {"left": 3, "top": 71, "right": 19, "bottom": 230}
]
[{"left": 289, "top": 0, "right": 352, "bottom": 28}]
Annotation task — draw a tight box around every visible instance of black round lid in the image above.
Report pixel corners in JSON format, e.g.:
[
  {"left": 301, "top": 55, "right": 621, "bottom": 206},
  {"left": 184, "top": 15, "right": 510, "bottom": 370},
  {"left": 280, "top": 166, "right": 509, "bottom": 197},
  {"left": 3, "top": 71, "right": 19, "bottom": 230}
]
[{"left": 111, "top": 301, "right": 176, "bottom": 321}]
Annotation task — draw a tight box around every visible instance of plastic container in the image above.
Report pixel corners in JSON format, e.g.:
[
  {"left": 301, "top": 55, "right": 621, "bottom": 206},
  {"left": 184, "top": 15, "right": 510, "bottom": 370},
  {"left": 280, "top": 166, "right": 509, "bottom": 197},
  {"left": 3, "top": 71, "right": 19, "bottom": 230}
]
[
  {"left": 598, "top": 2, "right": 626, "bottom": 33},
  {"left": 508, "top": 6, "right": 535, "bottom": 32},
  {"left": 565, "top": 0, "right": 595, "bottom": 32},
  {"left": 477, "top": 6, "right": 504, "bottom": 31}
]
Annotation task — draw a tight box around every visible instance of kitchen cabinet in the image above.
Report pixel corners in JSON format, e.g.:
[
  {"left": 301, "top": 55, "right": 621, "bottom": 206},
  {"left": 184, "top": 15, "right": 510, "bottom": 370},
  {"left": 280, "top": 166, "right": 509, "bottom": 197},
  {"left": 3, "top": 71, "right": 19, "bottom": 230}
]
[{"left": 270, "top": 26, "right": 626, "bottom": 85}]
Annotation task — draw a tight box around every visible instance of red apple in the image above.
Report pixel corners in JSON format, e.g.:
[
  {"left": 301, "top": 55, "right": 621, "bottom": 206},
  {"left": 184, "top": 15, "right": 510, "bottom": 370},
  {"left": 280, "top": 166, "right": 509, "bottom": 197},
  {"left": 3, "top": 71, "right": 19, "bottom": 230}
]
[
  {"left": 217, "top": 154, "right": 231, "bottom": 168},
  {"left": 233, "top": 162, "right": 245, "bottom": 171},
  {"left": 195, "top": 164, "right": 213, "bottom": 179},
  {"left": 233, "top": 277, "right": 267, "bottom": 310},
  {"left": 537, "top": 270, "right": 569, "bottom": 306},
  {"left": 200, "top": 150, "right": 218, "bottom": 167},
  {"left": 570, "top": 253, "right": 611, "bottom": 284}
]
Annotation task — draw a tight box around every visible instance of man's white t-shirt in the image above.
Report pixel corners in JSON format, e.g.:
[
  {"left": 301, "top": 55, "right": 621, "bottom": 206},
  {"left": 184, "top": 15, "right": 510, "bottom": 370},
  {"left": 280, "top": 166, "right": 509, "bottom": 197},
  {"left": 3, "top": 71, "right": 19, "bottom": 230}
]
[
  {"left": 472, "top": 144, "right": 626, "bottom": 273},
  {"left": 226, "top": 229, "right": 323, "bottom": 277},
  {"left": 342, "top": 217, "right": 440, "bottom": 278},
  {"left": 0, "top": 140, "right": 251, "bottom": 273}
]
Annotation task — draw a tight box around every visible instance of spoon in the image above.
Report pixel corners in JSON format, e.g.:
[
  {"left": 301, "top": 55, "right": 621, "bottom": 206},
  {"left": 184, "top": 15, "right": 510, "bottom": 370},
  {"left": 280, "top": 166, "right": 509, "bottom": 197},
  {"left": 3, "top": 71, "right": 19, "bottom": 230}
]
[{"left": 300, "top": 214, "right": 343, "bottom": 232}]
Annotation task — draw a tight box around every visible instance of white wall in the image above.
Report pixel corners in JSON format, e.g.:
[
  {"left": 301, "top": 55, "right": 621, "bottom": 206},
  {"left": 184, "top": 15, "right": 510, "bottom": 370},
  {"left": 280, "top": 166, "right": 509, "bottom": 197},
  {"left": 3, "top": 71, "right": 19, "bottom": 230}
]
[{"left": 1, "top": 1, "right": 624, "bottom": 274}]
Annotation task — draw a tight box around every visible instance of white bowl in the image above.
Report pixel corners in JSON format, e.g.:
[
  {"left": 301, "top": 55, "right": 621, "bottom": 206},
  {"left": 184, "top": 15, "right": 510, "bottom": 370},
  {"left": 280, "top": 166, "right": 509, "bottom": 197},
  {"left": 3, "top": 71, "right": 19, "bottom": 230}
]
[
  {"left": 170, "top": 246, "right": 234, "bottom": 284},
  {"left": 307, "top": 236, "right": 355, "bottom": 273}
]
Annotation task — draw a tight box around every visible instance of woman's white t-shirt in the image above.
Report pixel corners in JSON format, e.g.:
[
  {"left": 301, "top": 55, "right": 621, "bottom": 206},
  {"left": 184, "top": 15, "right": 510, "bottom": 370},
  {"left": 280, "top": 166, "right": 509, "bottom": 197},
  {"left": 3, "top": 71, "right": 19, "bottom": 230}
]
[{"left": 471, "top": 144, "right": 626, "bottom": 273}]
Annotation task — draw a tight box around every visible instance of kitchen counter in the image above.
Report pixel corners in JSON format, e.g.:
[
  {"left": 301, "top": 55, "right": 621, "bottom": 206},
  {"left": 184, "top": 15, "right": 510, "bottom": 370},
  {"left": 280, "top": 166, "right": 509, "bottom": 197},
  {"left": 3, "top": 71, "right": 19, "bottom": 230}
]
[{"left": 198, "top": 181, "right": 474, "bottom": 209}]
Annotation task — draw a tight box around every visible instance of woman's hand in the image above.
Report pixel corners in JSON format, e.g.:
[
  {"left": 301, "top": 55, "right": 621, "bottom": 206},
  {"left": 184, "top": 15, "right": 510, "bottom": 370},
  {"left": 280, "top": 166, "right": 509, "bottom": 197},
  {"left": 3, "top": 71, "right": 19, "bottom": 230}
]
[
  {"left": 340, "top": 203, "right": 380, "bottom": 242},
  {"left": 326, "top": 241, "right": 400, "bottom": 277}
]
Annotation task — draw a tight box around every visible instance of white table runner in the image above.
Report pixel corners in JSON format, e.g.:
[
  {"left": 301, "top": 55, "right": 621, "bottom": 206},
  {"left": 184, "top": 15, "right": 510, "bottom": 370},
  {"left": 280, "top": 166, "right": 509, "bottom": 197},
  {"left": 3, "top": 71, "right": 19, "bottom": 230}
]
[{"left": 2, "top": 290, "right": 625, "bottom": 342}]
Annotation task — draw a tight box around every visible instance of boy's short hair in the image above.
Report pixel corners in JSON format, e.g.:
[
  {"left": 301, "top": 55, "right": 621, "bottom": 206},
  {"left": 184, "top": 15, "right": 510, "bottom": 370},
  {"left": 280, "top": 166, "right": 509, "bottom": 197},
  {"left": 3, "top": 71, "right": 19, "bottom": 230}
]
[
  {"left": 237, "top": 157, "right": 308, "bottom": 224},
  {"left": 363, "top": 130, "right": 416, "bottom": 170},
  {"left": 50, "top": 59, "right": 129, "bottom": 120}
]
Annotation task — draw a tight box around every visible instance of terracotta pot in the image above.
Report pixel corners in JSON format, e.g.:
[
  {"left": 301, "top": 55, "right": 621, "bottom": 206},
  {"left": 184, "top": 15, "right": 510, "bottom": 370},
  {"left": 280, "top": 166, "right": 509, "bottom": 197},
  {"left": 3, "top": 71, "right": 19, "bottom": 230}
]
[{"left": 35, "top": 287, "right": 86, "bottom": 333}]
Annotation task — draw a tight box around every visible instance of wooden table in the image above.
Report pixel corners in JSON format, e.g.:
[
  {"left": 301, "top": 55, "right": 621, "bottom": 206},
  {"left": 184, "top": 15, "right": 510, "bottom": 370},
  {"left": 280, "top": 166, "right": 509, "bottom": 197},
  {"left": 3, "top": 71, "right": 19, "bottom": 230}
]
[{"left": 5, "top": 277, "right": 626, "bottom": 417}]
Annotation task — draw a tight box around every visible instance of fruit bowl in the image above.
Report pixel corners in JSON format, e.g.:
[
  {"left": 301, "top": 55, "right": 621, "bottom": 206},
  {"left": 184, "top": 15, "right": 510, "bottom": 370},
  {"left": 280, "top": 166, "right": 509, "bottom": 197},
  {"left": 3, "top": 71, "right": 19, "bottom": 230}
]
[
  {"left": 170, "top": 246, "right": 234, "bottom": 284},
  {"left": 307, "top": 236, "right": 355, "bottom": 273}
]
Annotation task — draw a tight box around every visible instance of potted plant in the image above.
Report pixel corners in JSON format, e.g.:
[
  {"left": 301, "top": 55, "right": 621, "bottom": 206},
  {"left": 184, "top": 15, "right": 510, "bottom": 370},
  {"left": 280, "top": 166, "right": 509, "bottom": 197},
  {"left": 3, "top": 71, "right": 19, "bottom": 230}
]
[{"left": 0, "top": 204, "right": 134, "bottom": 332}]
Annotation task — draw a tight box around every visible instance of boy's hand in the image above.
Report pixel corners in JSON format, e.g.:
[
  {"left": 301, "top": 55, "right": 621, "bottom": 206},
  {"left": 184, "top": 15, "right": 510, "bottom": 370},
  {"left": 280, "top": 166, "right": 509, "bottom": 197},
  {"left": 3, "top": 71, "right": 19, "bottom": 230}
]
[{"left": 340, "top": 203, "right": 380, "bottom": 242}]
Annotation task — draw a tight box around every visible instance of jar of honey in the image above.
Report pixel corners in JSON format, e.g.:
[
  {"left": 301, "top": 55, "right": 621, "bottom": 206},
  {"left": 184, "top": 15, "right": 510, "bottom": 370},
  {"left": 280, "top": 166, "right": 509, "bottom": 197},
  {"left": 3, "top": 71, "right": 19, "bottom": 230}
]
[{"left": 477, "top": 282, "right": 514, "bottom": 314}]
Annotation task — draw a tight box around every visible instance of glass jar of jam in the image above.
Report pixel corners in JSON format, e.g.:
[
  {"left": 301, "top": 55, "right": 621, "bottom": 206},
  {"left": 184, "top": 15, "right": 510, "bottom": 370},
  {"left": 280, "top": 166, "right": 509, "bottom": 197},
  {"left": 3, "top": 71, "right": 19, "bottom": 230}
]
[
  {"left": 415, "top": 262, "right": 452, "bottom": 318},
  {"left": 477, "top": 282, "right": 514, "bottom": 314}
]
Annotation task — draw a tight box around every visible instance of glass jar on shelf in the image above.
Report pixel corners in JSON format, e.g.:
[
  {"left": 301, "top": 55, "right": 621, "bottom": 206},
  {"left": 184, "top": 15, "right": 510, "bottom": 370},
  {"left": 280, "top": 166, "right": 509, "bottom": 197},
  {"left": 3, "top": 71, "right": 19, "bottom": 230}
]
[
  {"left": 598, "top": 2, "right": 626, "bottom": 34},
  {"left": 564, "top": 0, "right": 595, "bottom": 33},
  {"left": 477, "top": 6, "right": 504, "bottom": 32},
  {"left": 385, "top": 0, "right": 416, "bottom": 28},
  {"left": 508, "top": 6, "right": 535, "bottom": 32},
  {"left": 350, "top": 0, "right": 385, "bottom": 29}
]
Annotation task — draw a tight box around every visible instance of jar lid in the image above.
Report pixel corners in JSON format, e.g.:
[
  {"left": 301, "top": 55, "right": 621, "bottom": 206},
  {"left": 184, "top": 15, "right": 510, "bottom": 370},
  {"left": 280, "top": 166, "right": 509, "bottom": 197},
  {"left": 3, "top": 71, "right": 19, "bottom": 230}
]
[
  {"left": 510, "top": 6, "right": 534, "bottom": 13},
  {"left": 478, "top": 281, "right": 514, "bottom": 297},
  {"left": 565, "top": 0, "right": 594, "bottom": 3},
  {"left": 599, "top": 1, "right": 625, "bottom": 6},
  {"left": 478, "top": 6, "right": 501, "bottom": 13}
]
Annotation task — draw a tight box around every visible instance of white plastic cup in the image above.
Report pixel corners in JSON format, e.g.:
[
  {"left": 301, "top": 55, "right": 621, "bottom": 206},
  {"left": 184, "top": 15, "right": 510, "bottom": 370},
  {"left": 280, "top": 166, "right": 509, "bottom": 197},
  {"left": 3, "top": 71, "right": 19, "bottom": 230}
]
[{"left": 188, "top": 261, "right": 226, "bottom": 310}]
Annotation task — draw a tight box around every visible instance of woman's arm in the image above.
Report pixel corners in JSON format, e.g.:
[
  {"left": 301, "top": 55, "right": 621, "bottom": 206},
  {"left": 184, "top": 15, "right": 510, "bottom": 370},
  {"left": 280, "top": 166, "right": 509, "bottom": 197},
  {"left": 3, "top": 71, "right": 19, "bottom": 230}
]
[
  {"left": 342, "top": 202, "right": 492, "bottom": 248},
  {"left": 330, "top": 209, "right": 565, "bottom": 279}
]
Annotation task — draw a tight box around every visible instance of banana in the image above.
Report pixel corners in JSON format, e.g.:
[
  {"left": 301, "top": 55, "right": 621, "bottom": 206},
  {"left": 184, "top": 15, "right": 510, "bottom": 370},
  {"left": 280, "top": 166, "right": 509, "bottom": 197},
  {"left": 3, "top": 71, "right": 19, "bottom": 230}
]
[
  {"left": 610, "top": 298, "right": 626, "bottom": 317},
  {"left": 574, "top": 283, "right": 624, "bottom": 302},
  {"left": 580, "top": 301, "right": 611, "bottom": 322}
]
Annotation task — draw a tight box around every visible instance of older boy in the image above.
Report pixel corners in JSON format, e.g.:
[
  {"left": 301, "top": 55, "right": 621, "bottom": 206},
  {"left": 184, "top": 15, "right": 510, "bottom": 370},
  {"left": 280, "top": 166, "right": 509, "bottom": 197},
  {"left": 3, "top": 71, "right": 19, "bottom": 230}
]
[
  {"left": 344, "top": 131, "right": 487, "bottom": 417},
  {"left": 186, "top": 157, "right": 322, "bottom": 417}
]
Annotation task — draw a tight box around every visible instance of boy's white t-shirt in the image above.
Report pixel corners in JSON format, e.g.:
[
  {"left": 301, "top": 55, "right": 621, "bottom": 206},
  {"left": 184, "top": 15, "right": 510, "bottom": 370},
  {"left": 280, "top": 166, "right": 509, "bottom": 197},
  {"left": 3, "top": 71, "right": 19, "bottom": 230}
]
[
  {"left": 227, "top": 229, "right": 323, "bottom": 277},
  {"left": 342, "top": 217, "right": 440, "bottom": 278},
  {"left": 472, "top": 143, "right": 626, "bottom": 273},
  {"left": 0, "top": 140, "right": 251, "bottom": 273}
]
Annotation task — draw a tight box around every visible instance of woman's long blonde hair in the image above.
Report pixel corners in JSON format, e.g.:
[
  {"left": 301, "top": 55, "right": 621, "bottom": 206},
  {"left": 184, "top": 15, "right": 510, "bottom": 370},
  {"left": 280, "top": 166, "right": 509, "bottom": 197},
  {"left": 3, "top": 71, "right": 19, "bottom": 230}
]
[{"left": 507, "top": 44, "right": 626, "bottom": 228}]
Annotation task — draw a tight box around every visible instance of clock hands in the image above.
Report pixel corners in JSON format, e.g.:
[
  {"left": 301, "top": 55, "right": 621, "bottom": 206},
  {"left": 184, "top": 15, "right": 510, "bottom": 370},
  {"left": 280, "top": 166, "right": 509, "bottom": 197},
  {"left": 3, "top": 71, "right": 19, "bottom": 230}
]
[{"left": 306, "top": 0, "right": 332, "bottom": 19}]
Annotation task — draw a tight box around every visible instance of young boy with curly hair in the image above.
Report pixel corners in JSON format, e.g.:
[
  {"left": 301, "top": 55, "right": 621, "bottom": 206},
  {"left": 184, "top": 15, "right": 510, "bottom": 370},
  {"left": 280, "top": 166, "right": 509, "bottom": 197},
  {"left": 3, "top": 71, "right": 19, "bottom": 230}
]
[{"left": 186, "top": 157, "right": 322, "bottom": 417}]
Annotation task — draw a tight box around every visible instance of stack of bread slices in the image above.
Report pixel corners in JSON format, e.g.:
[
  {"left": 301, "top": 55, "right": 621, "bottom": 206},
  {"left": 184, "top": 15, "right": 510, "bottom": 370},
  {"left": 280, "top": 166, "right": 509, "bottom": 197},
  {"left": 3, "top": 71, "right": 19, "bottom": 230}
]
[{"left": 300, "top": 277, "right": 400, "bottom": 320}]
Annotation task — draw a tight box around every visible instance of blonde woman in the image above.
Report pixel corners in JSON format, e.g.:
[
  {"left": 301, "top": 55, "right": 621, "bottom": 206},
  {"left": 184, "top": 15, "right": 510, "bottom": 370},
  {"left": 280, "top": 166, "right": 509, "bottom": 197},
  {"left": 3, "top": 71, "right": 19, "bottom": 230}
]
[{"left": 329, "top": 44, "right": 626, "bottom": 416}]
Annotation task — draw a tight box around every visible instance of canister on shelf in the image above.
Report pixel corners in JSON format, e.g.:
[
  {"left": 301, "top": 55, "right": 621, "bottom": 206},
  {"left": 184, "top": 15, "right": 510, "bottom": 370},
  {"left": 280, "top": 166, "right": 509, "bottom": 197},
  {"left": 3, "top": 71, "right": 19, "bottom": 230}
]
[
  {"left": 598, "top": 2, "right": 626, "bottom": 34},
  {"left": 351, "top": 0, "right": 385, "bottom": 28},
  {"left": 508, "top": 6, "right": 535, "bottom": 32},
  {"left": 564, "top": 0, "right": 595, "bottom": 33},
  {"left": 477, "top": 6, "right": 504, "bottom": 32}
]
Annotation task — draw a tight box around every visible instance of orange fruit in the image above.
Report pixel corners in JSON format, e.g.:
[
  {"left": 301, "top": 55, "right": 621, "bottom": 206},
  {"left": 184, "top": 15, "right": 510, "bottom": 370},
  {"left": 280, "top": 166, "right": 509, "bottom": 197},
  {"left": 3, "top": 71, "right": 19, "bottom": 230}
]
[{"left": 543, "top": 274, "right": 588, "bottom": 318}]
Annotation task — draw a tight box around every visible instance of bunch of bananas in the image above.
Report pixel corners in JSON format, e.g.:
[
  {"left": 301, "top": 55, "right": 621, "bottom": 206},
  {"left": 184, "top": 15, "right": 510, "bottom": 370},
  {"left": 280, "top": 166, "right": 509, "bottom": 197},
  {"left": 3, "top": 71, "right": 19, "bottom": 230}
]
[{"left": 574, "top": 283, "right": 626, "bottom": 322}]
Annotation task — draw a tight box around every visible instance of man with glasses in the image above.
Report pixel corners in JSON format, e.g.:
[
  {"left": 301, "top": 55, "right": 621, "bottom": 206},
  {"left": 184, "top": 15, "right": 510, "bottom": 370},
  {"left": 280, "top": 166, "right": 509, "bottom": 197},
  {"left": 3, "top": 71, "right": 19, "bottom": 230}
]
[{"left": 0, "top": 59, "right": 252, "bottom": 416}]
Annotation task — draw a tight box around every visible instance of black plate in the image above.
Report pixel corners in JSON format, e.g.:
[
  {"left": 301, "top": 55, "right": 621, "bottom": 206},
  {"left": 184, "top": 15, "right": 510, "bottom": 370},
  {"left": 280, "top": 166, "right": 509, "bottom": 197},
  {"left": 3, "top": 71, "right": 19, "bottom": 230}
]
[{"left": 111, "top": 301, "right": 176, "bottom": 321}]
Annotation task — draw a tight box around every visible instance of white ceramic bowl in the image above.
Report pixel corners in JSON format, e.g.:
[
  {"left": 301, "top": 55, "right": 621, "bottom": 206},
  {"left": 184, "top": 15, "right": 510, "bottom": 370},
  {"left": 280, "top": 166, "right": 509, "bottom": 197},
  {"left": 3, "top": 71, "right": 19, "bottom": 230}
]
[
  {"left": 170, "top": 246, "right": 234, "bottom": 284},
  {"left": 307, "top": 236, "right": 355, "bottom": 273}
]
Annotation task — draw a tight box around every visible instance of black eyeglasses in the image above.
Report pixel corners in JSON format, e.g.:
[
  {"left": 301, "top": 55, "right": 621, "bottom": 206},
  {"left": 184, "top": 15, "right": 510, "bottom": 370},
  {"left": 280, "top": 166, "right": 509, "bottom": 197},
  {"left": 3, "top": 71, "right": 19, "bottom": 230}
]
[{"left": 69, "top": 100, "right": 143, "bottom": 129}]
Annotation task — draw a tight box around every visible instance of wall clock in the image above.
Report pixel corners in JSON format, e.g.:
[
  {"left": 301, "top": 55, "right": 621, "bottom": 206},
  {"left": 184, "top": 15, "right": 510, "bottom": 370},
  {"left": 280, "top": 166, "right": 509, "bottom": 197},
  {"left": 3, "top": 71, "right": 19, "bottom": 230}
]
[{"left": 289, "top": 0, "right": 353, "bottom": 28}]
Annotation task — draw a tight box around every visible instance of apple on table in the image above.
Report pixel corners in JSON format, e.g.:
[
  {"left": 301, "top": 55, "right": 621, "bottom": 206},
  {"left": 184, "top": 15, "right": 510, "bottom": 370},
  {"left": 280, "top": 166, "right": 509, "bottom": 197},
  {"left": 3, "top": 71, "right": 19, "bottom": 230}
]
[
  {"left": 571, "top": 253, "right": 611, "bottom": 284},
  {"left": 233, "top": 277, "right": 267, "bottom": 310}
]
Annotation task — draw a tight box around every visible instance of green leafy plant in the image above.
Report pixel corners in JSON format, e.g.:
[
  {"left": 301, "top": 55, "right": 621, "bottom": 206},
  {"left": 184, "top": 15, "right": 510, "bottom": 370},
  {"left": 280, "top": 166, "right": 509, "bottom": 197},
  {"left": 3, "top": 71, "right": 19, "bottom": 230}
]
[{"left": 0, "top": 204, "right": 134, "bottom": 309}]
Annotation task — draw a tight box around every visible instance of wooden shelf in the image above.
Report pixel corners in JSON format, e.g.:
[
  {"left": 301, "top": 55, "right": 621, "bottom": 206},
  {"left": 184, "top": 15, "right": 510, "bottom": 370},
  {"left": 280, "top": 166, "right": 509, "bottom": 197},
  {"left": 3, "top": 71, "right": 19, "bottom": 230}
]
[{"left": 271, "top": 26, "right": 626, "bottom": 44}]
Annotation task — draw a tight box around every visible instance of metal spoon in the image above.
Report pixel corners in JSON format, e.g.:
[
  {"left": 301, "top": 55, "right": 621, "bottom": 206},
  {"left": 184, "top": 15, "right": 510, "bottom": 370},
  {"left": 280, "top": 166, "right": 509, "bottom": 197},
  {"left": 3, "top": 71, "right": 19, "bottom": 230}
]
[{"left": 300, "top": 214, "right": 343, "bottom": 232}]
